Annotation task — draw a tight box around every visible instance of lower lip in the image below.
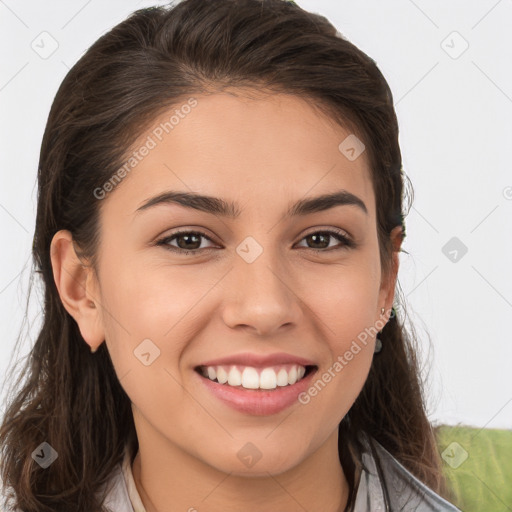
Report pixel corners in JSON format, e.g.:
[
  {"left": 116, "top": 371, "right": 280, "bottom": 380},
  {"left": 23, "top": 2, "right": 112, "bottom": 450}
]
[{"left": 195, "top": 367, "right": 318, "bottom": 416}]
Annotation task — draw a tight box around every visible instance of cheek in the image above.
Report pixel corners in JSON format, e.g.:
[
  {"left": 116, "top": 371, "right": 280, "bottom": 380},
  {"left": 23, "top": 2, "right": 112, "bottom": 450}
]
[
  {"left": 100, "top": 257, "right": 201, "bottom": 338},
  {"left": 296, "top": 258, "right": 380, "bottom": 420},
  {"left": 304, "top": 255, "right": 381, "bottom": 333},
  {"left": 97, "top": 261, "right": 201, "bottom": 421},
  {"left": 300, "top": 300, "right": 376, "bottom": 436},
  {"left": 97, "top": 256, "right": 224, "bottom": 384}
]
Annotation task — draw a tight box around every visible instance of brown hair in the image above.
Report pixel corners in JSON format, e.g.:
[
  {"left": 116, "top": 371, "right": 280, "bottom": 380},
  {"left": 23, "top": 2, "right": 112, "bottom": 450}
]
[{"left": 0, "top": 0, "right": 443, "bottom": 510}]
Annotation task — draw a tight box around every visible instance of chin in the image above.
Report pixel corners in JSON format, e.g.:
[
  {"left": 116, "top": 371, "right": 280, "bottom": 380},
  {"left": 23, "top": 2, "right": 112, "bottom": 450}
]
[{"left": 208, "top": 443, "right": 306, "bottom": 477}]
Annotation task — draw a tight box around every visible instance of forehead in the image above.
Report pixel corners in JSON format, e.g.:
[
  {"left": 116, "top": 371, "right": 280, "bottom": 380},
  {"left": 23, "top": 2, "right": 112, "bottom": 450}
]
[{"left": 101, "top": 91, "right": 375, "bottom": 220}]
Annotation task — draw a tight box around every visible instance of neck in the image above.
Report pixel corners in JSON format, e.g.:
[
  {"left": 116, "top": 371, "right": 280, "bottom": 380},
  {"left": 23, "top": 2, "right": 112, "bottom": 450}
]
[{"left": 131, "top": 428, "right": 349, "bottom": 512}]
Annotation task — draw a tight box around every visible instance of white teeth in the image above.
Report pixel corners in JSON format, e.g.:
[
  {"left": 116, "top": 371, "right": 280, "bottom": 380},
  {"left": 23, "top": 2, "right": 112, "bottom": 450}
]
[
  {"left": 200, "top": 364, "right": 310, "bottom": 390},
  {"left": 227, "top": 366, "right": 242, "bottom": 386},
  {"left": 259, "top": 368, "right": 277, "bottom": 389},
  {"left": 241, "top": 367, "right": 260, "bottom": 389},
  {"left": 216, "top": 366, "right": 228, "bottom": 384},
  {"left": 276, "top": 368, "right": 289, "bottom": 386},
  {"left": 288, "top": 366, "right": 298, "bottom": 385}
]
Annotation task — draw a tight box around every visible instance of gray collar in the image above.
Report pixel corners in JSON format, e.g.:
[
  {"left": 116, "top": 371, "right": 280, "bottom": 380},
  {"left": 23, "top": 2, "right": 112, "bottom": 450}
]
[{"left": 349, "top": 434, "right": 461, "bottom": 511}]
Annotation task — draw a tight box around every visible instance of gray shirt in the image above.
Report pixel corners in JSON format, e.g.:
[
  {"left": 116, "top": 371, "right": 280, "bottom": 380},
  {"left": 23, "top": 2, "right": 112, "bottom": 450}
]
[{"left": 351, "top": 435, "right": 460, "bottom": 511}]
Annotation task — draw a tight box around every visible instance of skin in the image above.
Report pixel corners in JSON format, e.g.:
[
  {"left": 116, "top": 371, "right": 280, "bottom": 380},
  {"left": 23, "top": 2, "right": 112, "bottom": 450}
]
[{"left": 51, "top": 90, "right": 401, "bottom": 512}]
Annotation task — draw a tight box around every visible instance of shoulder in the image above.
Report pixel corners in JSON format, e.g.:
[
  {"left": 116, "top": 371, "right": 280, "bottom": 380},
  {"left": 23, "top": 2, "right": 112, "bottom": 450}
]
[
  {"left": 98, "top": 457, "right": 135, "bottom": 512},
  {"left": 352, "top": 434, "right": 461, "bottom": 512},
  {"left": 0, "top": 451, "right": 136, "bottom": 512}
]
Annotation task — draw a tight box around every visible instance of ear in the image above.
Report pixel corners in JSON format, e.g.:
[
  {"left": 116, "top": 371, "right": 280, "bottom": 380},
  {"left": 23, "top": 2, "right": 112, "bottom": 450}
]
[
  {"left": 377, "top": 225, "right": 403, "bottom": 324},
  {"left": 50, "top": 230, "right": 105, "bottom": 351}
]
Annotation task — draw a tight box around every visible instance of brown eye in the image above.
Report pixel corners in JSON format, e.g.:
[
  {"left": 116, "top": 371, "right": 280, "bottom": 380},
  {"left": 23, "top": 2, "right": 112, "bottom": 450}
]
[
  {"left": 296, "top": 230, "right": 354, "bottom": 252},
  {"left": 157, "top": 230, "right": 217, "bottom": 254}
]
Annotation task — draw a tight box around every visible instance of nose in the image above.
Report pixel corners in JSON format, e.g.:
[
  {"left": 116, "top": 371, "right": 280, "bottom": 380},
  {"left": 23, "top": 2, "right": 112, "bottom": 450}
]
[{"left": 220, "top": 248, "right": 303, "bottom": 337}]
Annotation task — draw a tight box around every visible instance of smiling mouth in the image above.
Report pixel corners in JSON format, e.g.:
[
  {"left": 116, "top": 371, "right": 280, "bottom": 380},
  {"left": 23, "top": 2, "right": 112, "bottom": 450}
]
[{"left": 194, "top": 364, "right": 318, "bottom": 391}]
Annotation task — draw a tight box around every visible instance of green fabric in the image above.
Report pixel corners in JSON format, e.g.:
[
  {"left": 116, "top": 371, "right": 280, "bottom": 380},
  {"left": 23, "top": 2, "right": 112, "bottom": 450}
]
[{"left": 436, "top": 425, "right": 512, "bottom": 511}]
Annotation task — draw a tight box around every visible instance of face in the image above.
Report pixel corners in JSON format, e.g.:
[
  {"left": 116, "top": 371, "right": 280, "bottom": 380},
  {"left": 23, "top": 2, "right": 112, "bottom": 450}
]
[{"left": 60, "top": 90, "right": 398, "bottom": 476}]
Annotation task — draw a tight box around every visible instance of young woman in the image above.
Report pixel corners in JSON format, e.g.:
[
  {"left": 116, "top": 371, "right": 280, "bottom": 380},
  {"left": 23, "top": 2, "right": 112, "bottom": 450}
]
[{"left": 0, "top": 0, "right": 461, "bottom": 510}]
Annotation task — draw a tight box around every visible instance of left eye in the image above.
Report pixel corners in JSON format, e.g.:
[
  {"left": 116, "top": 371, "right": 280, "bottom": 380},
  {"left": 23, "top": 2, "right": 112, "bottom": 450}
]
[
  {"left": 156, "top": 229, "right": 354, "bottom": 255},
  {"left": 296, "top": 230, "right": 354, "bottom": 251}
]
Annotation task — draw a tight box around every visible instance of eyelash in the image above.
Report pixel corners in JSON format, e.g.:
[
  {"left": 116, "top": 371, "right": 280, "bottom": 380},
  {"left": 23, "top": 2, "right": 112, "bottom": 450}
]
[{"left": 155, "top": 228, "right": 355, "bottom": 256}]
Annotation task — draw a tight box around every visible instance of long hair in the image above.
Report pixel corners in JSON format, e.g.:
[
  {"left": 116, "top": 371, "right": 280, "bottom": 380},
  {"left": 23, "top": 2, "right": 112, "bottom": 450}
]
[{"left": 0, "top": 1, "right": 443, "bottom": 510}]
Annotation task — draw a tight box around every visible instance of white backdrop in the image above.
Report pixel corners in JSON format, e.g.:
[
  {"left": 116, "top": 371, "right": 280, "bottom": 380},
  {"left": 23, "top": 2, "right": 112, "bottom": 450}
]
[{"left": 1, "top": 0, "right": 511, "bottom": 429}]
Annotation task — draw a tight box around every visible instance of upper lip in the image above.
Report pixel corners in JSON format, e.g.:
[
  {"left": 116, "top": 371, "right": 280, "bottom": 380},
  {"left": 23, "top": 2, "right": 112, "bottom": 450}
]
[{"left": 196, "top": 352, "right": 317, "bottom": 369}]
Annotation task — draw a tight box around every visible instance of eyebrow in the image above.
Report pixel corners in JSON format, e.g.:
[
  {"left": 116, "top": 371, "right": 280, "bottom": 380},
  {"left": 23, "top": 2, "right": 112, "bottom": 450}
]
[{"left": 135, "top": 190, "right": 368, "bottom": 218}]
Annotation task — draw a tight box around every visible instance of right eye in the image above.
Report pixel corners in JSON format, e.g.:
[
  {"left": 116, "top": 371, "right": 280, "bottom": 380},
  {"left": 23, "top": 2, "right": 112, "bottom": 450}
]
[{"left": 156, "top": 230, "right": 218, "bottom": 255}]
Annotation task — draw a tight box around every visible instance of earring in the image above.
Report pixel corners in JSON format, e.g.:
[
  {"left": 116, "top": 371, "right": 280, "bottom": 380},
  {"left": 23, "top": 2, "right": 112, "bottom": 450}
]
[
  {"left": 374, "top": 333, "right": 383, "bottom": 353},
  {"left": 375, "top": 307, "right": 385, "bottom": 353},
  {"left": 90, "top": 343, "right": 104, "bottom": 353}
]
